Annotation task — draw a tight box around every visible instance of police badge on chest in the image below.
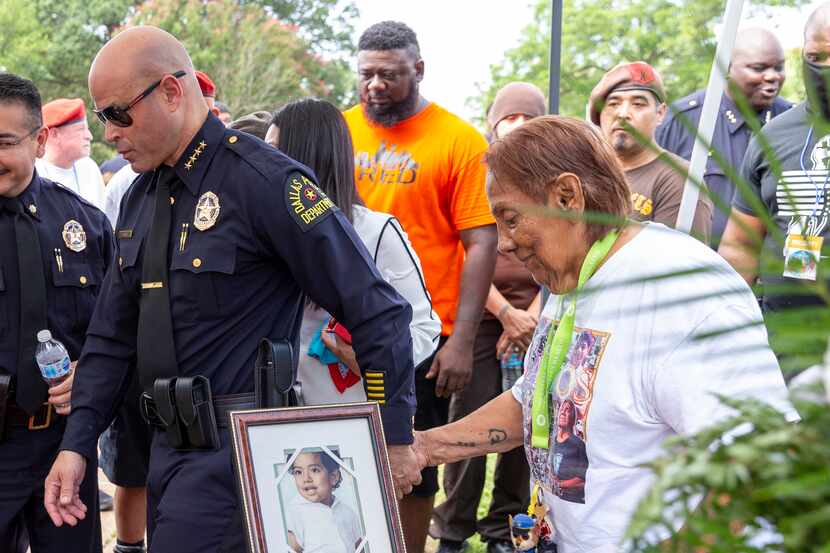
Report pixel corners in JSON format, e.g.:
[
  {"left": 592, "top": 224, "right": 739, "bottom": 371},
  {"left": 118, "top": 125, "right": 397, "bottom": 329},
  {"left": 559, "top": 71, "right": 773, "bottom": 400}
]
[
  {"left": 62, "top": 219, "right": 87, "bottom": 252},
  {"left": 194, "top": 191, "right": 220, "bottom": 231}
]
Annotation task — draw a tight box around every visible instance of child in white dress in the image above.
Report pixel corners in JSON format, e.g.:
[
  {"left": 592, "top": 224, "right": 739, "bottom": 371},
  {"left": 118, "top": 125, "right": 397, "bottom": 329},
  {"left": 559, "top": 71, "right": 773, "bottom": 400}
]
[{"left": 286, "top": 449, "right": 363, "bottom": 553}]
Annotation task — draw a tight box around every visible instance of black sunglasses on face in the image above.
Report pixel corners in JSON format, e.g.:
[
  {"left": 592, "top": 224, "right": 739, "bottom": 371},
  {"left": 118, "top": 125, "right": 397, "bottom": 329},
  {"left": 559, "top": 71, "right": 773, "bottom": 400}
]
[{"left": 93, "top": 70, "right": 186, "bottom": 128}]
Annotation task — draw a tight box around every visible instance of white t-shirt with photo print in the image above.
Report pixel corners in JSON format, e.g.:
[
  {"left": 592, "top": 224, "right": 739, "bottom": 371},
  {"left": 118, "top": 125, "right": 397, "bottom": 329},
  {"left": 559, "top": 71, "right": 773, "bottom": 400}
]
[{"left": 511, "top": 223, "right": 795, "bottom": 553}]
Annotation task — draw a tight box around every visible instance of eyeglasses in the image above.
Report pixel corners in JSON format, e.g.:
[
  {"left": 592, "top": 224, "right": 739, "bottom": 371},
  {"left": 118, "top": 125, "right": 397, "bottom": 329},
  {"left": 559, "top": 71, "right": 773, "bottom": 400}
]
[
  {"left": 93, "top": 70, "right": 186, "bottom": 128},
  {"left": 0, "top": 127, "right": 41, "bottom": 151}
]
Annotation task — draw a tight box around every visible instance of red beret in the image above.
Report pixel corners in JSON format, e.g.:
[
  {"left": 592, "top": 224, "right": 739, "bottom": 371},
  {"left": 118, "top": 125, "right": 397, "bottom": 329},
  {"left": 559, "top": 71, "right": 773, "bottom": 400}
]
[
  {"left": 42, "top": 98, "right": 86, "bottom": 129},
  {"left": 588, "top": 62, "right": 666, "bottom": 126},
  {"left": 195, "top": 70, "right": 216, "bottom": 98}
]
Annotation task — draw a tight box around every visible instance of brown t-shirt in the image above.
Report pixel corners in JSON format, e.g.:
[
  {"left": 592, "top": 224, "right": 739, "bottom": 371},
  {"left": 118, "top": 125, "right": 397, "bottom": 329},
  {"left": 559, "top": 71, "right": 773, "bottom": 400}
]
[
  {"left": 625, "top": 151, "right": 713, "bottom": 242},
  {"left": 484, "top": 251, "right": 539, "bottom": 321}
]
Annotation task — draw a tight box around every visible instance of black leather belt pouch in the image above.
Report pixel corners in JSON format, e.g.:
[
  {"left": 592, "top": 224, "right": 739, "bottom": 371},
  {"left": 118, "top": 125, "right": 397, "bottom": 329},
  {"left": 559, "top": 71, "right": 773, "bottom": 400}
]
[
  {"left": 254, "top": 339, "right": 298, "bottom": 408},
  {"left": 175, "top": 376, "right": 220, "bottom": 450},
  {"left": 151, "top": 377, "right": 187, "bottom": 448},
  {"left": 0, "top": 374, "right": 10, "bottom": 442}
]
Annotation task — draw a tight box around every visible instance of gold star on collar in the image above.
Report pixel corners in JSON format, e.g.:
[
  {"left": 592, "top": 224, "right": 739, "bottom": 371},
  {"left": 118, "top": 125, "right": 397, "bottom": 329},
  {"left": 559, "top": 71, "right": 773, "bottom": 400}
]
[{"left": 184, "top": 140, "right": 207, "bottom": 171}]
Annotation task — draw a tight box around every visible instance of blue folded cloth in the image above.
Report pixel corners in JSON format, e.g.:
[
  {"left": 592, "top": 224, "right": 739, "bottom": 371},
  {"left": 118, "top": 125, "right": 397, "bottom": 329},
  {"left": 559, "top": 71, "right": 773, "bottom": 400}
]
[{"left": 308, "top": 323, "right": 339, "bottom": 365}]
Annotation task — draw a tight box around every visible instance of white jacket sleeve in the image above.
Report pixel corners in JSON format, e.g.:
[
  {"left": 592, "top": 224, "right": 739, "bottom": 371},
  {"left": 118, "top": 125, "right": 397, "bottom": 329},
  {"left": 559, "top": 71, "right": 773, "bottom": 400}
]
[
  {"left": 104, "top": 167, "right": 139, "bottom": 228},
  {"left": 373, "top": 217, "right": 441, "bottom": 367}
]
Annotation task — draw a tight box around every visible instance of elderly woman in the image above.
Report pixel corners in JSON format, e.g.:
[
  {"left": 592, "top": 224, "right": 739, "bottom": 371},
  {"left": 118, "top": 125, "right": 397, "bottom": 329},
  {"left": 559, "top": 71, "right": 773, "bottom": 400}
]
[{"left": 412, "top": 116, "right": 794, "bottom": 552}]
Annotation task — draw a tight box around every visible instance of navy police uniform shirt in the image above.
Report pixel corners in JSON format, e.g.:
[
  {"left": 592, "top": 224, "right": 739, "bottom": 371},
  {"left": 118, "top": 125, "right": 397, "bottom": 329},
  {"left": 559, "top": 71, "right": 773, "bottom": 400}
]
[
  {"left": 61, "top": 114, "right": 416, "bottom": 461},
  {"left": 656, "top": 90, "right": 792, "bottom": 245},
  {"left": 0, "top": 174, "right": 113, "bottom": 379}
]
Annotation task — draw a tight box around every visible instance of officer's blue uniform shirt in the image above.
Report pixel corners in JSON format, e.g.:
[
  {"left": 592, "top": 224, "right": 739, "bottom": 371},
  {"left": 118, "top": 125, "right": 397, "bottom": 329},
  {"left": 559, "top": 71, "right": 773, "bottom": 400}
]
[
  {"left": 0, "top": 172, "right": 110, "bottom": 553},
  {"left": 656, "top": 90, "right": 793, "bottom": 244},
  {"left": 0, "top": 174, "right": 113, "bottom": 375},
  {"left": 61, "top": 114, "right": 416, "bottom": 461}
]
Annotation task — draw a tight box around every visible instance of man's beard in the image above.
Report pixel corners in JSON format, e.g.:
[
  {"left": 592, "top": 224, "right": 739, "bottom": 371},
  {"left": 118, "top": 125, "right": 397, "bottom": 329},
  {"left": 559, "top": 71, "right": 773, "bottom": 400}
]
[
  {"left": 362, "top": 80, "right": 419, "bottom": 128},
  {"left": 612, "top": 132, "right": 643, "bottom": 158}
]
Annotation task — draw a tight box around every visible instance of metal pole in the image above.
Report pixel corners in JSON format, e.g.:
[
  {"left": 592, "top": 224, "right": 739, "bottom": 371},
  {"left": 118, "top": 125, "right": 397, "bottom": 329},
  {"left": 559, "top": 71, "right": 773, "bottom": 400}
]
[
  {"left": 543, "top": 0, "right": 564, "bottom": 304},
  {"left": 548, "top": 0, "right": 563, "bottom": 115},
  {"left": 675, "top": 0, "right": 745, "bottom": 233}
]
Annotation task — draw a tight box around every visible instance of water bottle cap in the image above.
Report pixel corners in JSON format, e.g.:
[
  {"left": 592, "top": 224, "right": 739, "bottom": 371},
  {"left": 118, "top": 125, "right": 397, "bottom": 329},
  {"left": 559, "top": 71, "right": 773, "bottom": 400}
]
[{"left": 37, "top": 330, "right": 52, "bottom": 342}]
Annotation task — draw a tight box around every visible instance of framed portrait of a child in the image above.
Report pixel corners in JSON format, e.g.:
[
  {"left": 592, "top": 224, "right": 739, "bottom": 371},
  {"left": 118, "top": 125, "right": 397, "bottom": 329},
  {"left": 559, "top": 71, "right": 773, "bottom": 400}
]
[{"left": 229, "top": 403, "right": 406, "bottom": 553}]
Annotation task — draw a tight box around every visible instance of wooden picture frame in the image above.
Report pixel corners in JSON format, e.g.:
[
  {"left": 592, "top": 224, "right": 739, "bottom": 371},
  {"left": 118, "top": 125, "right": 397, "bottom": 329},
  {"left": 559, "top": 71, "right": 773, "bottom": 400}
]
[{"left": 229, "top": 402, "right": 406, "bottom": 553}]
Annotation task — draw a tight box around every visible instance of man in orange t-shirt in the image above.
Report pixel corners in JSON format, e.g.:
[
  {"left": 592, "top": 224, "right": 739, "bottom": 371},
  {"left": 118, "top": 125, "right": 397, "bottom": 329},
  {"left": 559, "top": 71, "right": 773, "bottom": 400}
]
[{"left": 344, "top": 20, "right": 498, "bottom": 553}]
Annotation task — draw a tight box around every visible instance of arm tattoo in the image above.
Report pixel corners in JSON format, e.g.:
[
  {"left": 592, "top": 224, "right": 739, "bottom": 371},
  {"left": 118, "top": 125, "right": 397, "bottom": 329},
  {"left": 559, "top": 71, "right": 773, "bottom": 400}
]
[{"left": 488, "top": 429, "right": 507, "bottom": 445}]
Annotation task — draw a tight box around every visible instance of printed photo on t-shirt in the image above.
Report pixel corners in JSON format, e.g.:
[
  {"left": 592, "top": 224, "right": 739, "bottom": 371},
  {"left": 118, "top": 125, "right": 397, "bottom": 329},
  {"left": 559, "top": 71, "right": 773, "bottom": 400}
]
[{"left": 521, "top": 318, "right": 610, "bottom": 505}]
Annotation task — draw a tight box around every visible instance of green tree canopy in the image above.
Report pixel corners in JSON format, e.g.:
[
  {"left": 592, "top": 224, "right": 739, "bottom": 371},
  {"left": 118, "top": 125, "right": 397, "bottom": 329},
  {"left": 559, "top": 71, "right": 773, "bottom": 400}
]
[
  {"left": 471, "top": 0, "right": 808, "bottom": 124},
  {"left": 244, "top": 0, "right": 359, "bottom": 57},
  {"left": 127, "top": 0, "right": 356, "bottom": 119},
  {"left": 0, "top": 0, "right": 358, "bottom": 162}
]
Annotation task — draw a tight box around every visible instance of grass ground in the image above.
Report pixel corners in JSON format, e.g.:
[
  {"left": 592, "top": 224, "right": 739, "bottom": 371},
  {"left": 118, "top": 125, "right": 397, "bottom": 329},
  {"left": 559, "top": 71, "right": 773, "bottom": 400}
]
[{"left": 424, "top": 454, "right": 498, "bottom": 553}]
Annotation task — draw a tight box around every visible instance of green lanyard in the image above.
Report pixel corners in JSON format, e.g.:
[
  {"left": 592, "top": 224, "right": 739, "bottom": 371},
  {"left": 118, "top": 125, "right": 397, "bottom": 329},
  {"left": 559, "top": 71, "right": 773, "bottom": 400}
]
[{"left": 530, "top": 230, "right": 618, "bottom": 449}]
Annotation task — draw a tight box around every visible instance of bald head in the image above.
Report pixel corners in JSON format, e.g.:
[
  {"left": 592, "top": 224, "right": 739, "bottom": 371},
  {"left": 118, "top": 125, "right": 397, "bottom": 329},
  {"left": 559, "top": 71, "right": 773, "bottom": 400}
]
[
  {"left": 805, "top": 3, "right": 830, "bottom": 71},
  {"left": 88, "top": 26, "right": 209, "bottom": 172},
  {"left": 732, "top": 28, "right": 783, "bottom": 62},
  {"left": 728, "top": 27, "right": 786, "bottom": 111},
  {"left": 90, "top": 26, "right": 198, "bottom": 98},
  {"left": 806, "top": 3, "right": 830, "bottom": 41}
]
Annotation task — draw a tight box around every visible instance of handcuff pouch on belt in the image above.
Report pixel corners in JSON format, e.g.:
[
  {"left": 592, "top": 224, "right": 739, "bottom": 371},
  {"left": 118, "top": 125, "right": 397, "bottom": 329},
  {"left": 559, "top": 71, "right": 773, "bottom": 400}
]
[
  {"left": 176, "top": 376, "right": 220, "bottom": 450},
  {"left": 0, "top": 374, "right": 11, "bottom": 442},
  {"left": 140, "top": 376, "right": 220, "bottom": 450},
  {"left": 254, "top": 338, "right": 300, "bottom": 408}
]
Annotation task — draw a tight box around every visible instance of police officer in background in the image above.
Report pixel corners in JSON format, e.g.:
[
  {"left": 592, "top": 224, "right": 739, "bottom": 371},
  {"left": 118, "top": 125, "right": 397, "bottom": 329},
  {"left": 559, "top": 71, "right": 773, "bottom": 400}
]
[
  {"left": 0, "top": 72, "right": 112, "bottom": 552},
  {"left": 44, "top": 26, "right": 421, "bottom": 553},
  {"left": 720, "top": 3, "right": 830, "bottom": 318},
  {"left": 657, "top": 27, "right": 792, "bottom": 246}
]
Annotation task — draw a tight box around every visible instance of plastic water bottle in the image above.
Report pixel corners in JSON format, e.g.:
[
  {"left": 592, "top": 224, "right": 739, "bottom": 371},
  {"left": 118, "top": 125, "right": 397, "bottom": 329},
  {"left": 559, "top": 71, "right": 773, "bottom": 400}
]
[
  {"left": 501, "top": 348, "right": 524, "bottom": 392},
  {"left": 35, "top": 330, "right": 72, "bottom": 386}
]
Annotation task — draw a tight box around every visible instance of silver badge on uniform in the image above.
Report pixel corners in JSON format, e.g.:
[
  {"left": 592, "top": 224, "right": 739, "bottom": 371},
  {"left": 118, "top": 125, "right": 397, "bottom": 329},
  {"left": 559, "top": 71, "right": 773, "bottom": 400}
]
[
  {"left": 62, "top": 220, "right": 86, "bottom": 252},
  {"left": 193, "top": 191, "right": 220, "bottom": 231}
]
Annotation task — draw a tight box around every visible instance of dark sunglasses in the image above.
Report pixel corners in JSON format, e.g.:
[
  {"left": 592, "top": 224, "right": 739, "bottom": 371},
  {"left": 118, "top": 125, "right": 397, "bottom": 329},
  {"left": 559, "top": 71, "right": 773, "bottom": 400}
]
[{"left": 93, "top": 70, "right": 186, "bottom": 128}]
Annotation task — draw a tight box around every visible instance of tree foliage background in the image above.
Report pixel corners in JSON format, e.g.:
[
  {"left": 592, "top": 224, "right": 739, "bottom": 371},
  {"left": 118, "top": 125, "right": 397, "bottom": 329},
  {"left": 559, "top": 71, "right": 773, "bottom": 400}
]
[
  {"left": 0, "top": 0, "right": 359, "bottom": 161},
  {"left": 470, "top": 0, "right": 809, "bottom": 123},
  {"left": 626, "top": 388, "right": 830, "bottom": 552}
]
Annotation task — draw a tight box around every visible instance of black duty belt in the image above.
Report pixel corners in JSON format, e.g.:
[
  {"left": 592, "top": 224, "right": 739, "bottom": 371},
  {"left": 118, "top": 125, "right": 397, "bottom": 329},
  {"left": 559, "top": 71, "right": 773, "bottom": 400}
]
[
  {"left": 141, "top": 389, "right": 255, "bottom": 430},
  {"left": 213, "top": 393, "right": 258, "bottom": 428},
  {"left": 136, "top": 339, "right": 296, "bottom": 452},
  {"left": 140, "top": 376, "right": 256, "bottom": 451},
  {"left": 7, "top": 402, "right": 56, "bottom": 430},
  {"left": 0, "top": 375, "right": 59, "bottom": 442}
]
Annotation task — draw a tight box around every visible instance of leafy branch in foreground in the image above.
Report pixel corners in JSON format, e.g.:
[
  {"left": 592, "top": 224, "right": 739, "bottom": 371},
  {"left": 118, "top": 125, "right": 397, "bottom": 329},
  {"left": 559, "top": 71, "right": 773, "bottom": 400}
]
[{"left": 627, "top": 390, "right": 830, "bottom": 553}]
